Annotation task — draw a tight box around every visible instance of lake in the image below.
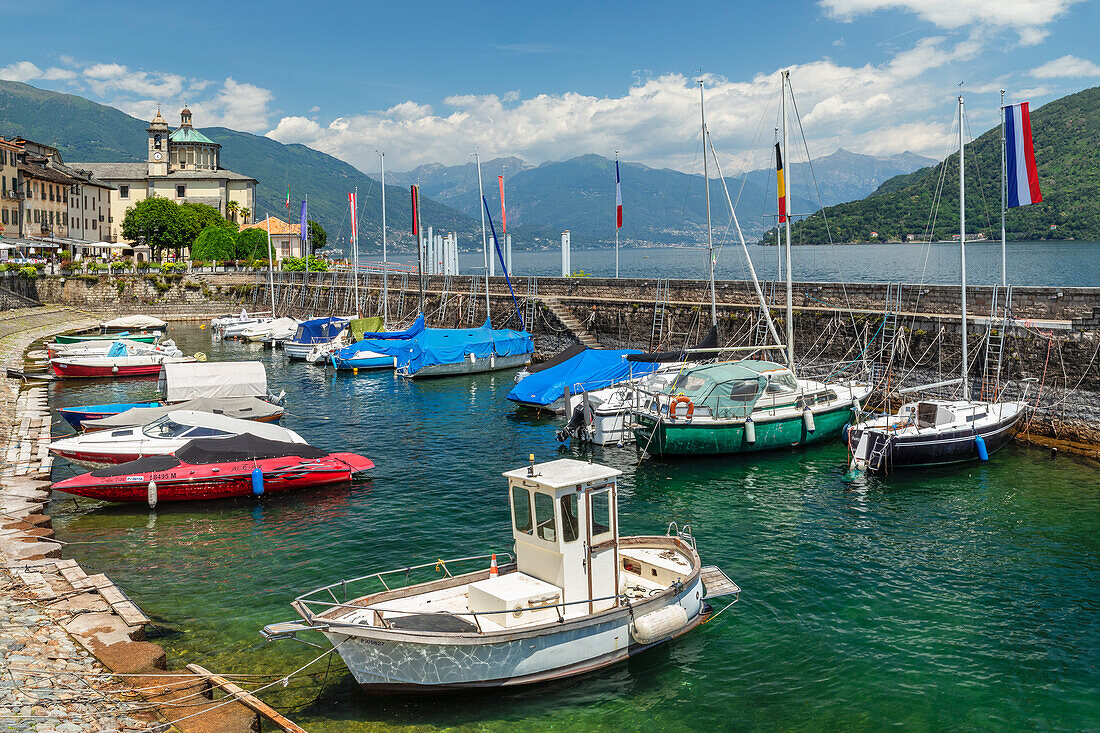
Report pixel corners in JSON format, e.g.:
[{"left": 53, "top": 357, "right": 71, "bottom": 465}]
[{"left": 45, "top": 325, "right": 1100, "bottom": 732}]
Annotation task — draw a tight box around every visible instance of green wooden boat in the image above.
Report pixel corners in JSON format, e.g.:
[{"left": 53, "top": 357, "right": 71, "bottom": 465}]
[
  {"left": 55, "top": 332, "right": 160, "bottom": 344},
  {"left": 631, "top": 361, "right": 871, "bottom": 457}
]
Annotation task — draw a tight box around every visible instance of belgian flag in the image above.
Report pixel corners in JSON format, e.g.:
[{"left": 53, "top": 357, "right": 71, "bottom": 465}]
[{"left": 775, "top": 142, "right": 786, "bottom": 223}]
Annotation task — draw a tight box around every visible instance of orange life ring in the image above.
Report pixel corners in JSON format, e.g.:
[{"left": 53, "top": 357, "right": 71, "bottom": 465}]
[{"left": 669, "top": 396, "right": 695, "bottom": 419}]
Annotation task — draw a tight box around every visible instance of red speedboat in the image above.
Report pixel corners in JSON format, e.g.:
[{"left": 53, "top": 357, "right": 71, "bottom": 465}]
[{"left": 53, "top": 435, "right": 374, "bottom": 503}]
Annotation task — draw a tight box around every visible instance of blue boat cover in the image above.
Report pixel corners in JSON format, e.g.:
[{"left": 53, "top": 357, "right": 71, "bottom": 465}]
[
  {"left": 347, "top": 318, "right": 531, "bottom": 375},
  {"left": 291, "top": 317, "right": 348, "bottom": 345},
  {"left": 106, "top": 341, "right": 127, "bottom": 357},
  {"left": 507, "top": 348, "right": 659, "bottom": 406},
  {"left": 353, "top": 314, "right": 425, "bottom": 343}
]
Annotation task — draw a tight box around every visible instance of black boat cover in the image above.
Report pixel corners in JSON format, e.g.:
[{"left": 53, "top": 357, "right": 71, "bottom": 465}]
[
  {"left": 386, "top": 613, "right": 479, "bottom": 633},
  {"left": 525, "top": 343, "right": 587, "bottom": 374},
  {"left": 626, "top": 325, "right": 719, "bottom": 363},
  {"left": 174, "top": 434, "right": 328, "bottom": 464},
  {"left": 90, "top": 455, "right": 182, "bottom": 477}
]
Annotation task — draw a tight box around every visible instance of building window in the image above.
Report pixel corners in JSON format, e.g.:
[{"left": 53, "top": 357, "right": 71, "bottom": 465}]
[
  {"left": 119, "top": 185, "right": 129, "bottom": 199},
  {"left": 92, "top": 219, "right": 97, "bottom": 230},
  {"left": 2, "top": 210, "right": 6, "bottom": 225},
  {"left": 63, "top": 212, "right": 68, "bottom": 226},
  {"left": 176, "top": 185, "right": 185, "bottom": 198},
  {"left": 84, "top": 219, "right": 88, "bottom": 229}
]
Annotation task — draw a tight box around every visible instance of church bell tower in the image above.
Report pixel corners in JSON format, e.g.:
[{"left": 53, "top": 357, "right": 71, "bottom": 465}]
[{"left": 147, "top": 108, "right": 169, "bottom": 177}]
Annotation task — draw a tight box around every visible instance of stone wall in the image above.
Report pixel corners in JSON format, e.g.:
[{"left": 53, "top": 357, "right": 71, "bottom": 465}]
[{"left": 8, "top": 273, "right": 255, "bottom": 316}]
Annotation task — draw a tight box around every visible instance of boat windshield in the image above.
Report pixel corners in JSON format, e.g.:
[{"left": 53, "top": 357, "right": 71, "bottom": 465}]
[
  {"left": 143, "top": 417, "right": 193, "bottom": 438},
  {"left": 765, "top": 371, "right": 798, "bottom": 393},
  {"left": 667, "top": 366, "right": 768, "bottom": 419}
]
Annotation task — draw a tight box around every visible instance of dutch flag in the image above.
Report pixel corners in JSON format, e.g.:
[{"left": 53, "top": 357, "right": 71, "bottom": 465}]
[{"left": 1005, "top": 102, "right": 1042, "bottom": 209}]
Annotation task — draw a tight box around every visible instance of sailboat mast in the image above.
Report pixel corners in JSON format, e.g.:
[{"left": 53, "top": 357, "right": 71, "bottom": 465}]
[
  {"left": 699, "top": 80, "right": 717, "bottom": 326},
  {"left": 352, "top": 186, "right": 360, "bottom": 316},
  {"left": 476, "top": 153, "right": 490, "bottom": 320},
  {"left": 265, "top": 212, "right": 276, "bottom": 317},
  {"left": 379, "top": 152, "right": 388, "bottom": 326},
  {"left": 959, "top": 95, "right": 970, "bottom": 400},
  {"left": 781, "top": 70, "right": 794, "bottom": 373},
  {"left": 1000, "top": 88, "right": 1007, "bottom": 288}
]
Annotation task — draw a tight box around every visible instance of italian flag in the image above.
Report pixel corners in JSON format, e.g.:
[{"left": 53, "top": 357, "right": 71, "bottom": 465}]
[{"left": 285, "top": 185, "right": 291, "bottom": 209}]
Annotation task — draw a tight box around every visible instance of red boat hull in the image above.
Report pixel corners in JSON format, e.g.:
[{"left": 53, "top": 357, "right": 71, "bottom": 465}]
[
  {"left": 50, "top": 361, "right": 165, "bottom": 379},
  {"left": 53, "top": 453, "right": 374, "bottom": 502}
]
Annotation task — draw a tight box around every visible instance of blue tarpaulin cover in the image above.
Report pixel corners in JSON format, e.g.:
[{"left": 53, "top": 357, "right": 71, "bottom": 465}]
[
  {"left": 333, "top": 315, "right": 426, "bottom": 367},
  {"left": 291, "top": 317, "right": 348, "bottom": 345},
  {"left": 106, "top": 341, "right": 127, "bottom": 358},
  {"left": 507, "top": 347, "right": 659, "bottom": 406},
  {"left": 349, "top": 318, "right": 532, "bottom": 375}
]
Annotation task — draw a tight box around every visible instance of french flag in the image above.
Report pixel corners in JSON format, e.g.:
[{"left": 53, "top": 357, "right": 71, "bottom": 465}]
[
  {"left": 1005, "top": 102, "right": 1042, "bottom": 209},
  {"left": 615, "top": 160, "right": 623, "bottom": 229}
]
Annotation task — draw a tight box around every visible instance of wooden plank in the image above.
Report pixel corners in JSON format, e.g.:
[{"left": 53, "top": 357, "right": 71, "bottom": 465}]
[
  {"left": 700, "top": 566, "right": 741, "bottom": 599},
  {"left": 185, "top": 664, "right": 309, "bottom": 733},
  {"left": 86, "top": 573, "right": 151, "bottom": 626}
]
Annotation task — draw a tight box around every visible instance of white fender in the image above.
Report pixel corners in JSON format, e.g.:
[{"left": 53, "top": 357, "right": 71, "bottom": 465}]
[{"left": 630, "top": 604, "right": 689, "bottom": 645}]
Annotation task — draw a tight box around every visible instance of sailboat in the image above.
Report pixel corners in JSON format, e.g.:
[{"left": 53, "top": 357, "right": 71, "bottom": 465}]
[
  {"left": 631, "top": 72, "right": 871, "bottom": 457},
  {"left": 847, "top": 95, "right": 1029, "bottom": 472}
]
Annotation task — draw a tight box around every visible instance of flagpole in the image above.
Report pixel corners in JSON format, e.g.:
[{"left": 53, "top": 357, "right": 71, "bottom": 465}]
[
  {"left": 699, "top": 80, "right": 717, "bottom": 327},
  {"left": 614, "top": 151, "right": 619, "bottom": 279},
  {"left": 304, "top": 194, "right": 309, "bottom": 278},
  {"left": 265, "top": 212, "right": 276, "bottom": 317},
  {"left": 781, "top": 70, "right": 795, "bottom": 373},
  {"left": 379, "top": 151, "right": 388, "bottom": 326},
  {"left": 475, "top": 152, "right": 490, "bottom": 320},
  {"left": 1000, "top": 88, "right": 1007, "bottom": 289},
  {"left": 959, "top": 95, "right": 970, "bottom": 402},
  {"left": 353, "top": 186, "right": 360, "bottom": 317}
]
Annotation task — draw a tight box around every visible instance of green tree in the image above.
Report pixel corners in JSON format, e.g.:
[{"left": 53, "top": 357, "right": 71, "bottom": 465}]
[
  {"left": 191, "top": 226, "right": 237, "bottom": 261},
  {"left": 307, "top": 220, "right": 327, "bottom": 253},
  {"left": 235, "top": 228, "right": 270, "bottom": 260},
  {"left": 225, "top": 200, "right": 240, "bottom": 223},
  {"left": 121, "top": 197, "right": 193, "bottom": 259}
]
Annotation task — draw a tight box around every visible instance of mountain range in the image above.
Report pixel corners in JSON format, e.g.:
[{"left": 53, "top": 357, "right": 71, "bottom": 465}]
[
  {"left": 788, "top": 85, "right": 1100, "bottom": 243},
  {"left": 0, "top": 79, "right": 936, "bottom": 253}
]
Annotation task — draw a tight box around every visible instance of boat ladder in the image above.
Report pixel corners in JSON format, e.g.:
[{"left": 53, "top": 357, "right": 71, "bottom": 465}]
[
  {"left": 650, "top": 278, "right": 671, "bottom": 351},
  {"left": 982, "top": 285, "right": 1012, "bottom": 401},
  {"left": 465, "top": 275, "right": 478, "bottom": 324},
  {"left": 873, "top": 283, "right": 903, "bottom": 387},
  {"left": 754, "top": 280, "right": 777, "bottom": 346},
  {"left": 866, "top": 432, "right": 892, "bottom": 472},
  {"left": 523, "top": 277, "right": 539, "bottom": 330}
]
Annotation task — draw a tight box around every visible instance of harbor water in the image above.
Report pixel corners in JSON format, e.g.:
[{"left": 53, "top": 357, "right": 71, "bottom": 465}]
[{"left": 45, "top": 325, "right": 1100, "bottom": 731}]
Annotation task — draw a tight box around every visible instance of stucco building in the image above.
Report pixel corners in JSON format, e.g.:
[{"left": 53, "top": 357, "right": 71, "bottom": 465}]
[
  {"left": 239, "top": 216, "right": 303, "bottom": 260},
  {"left": 74, "top": 108, "right": 257, "bottom": 245}
]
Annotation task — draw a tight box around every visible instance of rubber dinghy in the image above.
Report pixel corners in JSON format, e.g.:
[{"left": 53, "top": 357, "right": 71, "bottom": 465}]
[{"left": 53, "top": 434, "right": 374, "bottom": 502}]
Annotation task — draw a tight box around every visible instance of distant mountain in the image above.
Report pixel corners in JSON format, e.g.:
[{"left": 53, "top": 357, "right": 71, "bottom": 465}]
[
  {"left": 391, "top": 149, "right": 933, "bottom": 246},
  {"left": 789, "top": 85, "right": 1100, "bottom": 243},
  {"left": 0, "top": 80, "right": 478, "bottom": 253}
]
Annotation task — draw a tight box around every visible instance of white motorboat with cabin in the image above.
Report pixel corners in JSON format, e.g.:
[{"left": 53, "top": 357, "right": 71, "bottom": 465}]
[
  {"left": 48, "top": 410, "right": 306, "bottom": 468},
  {"left": 263, "top": 458, "right": 739, "bottom": 692}
]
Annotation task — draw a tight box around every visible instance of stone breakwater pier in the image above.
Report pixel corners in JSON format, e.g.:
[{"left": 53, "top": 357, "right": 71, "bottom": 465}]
[{"left": 0, "top": 307, "right": 306, "bottom": 733}]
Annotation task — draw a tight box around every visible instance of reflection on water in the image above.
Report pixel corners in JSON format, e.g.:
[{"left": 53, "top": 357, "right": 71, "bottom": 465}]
[{"left": 45, "top": 325, "right": 1100, "bottom": 732}]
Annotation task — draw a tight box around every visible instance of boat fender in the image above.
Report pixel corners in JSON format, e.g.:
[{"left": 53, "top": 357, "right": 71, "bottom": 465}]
[
  {"left": 111, "top": 366, "right": 119, "bottom": 373},
  {"left": 468, "top": 352, "right": 476, "bottom": 364},
  {"left": 147, "top": 481, "right": 157, "bottom": 509},
  {"left": 803, "top": 408, "right": 816, "bottom": 433},
  {"left": 975, "top": 435, "right": 989, "bottom": 461},
  {"left": 843, "top": 422, "right": 851, "bottom": 442},
  {"left": 669, "top": 396, "right": 694, "bottom": 419},
  {"left": 630, "top": 604, "right": 689, "bottom": 645},
  {"left": 744, "top": 416, "right": 756, "bottom": 444},
  {"left": 252, "top": 468, "right": 264, "bottom": 496}
]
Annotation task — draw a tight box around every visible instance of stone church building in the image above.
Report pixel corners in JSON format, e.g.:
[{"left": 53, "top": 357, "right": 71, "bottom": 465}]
[{"left": 74, "top": 108, "right": 257, "bottom": 248}]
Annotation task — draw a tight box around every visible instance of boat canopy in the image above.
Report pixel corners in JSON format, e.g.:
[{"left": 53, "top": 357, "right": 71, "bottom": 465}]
[
  {"left": 666, "top": 361, "right": 784, "bottom": 419},
  {"left": 86, "top": 397, "right": 283, "bottom": 430},
  {"left": 396, "top": 319, "right": 533, "bottom": 375},
  {"left": 291, "top": 317, "right": 349, "bottom": 345},
  {"left": 175, "top": 434, "right": 327, "bottom": 463},
  {"left": 159, "top": 361, "right": 269, "bottom": 402},
  {"left": 102, "top": 315, "right": 167, "bottom": 330},
  {"left": 507, "top": 347, "right": 656, "bottom": 407}
]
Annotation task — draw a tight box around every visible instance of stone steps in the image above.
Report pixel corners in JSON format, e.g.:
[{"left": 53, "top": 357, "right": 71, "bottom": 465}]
[{"left": 543, "top": 297, "right": 601, "bottom": 348}]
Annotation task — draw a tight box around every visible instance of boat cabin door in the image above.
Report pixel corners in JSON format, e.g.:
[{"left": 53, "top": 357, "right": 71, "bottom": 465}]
[{"left": 584, "top": 482, "right": 618, "bottom": 613}]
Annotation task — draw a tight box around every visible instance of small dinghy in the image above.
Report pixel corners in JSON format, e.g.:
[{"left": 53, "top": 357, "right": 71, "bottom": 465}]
[
  {"left": 50, "top": 353, "right": 195, "bottom": 379},
  {"left": 52, "top": 434, "right": 374, "bottom": 502},
  {"left": 46, "top": 339, "right": 180, "bottom": 360},
  {"left": 262, "top": 458, "right": 739, "bottom": 692},
  {"left": 49, "top": 410, "right": 306, "bottom": 468},
  {"left": 80, "top": 396, "right": 285, "bottom": 432},
  {"left": 54, "top": 331, "right": 160, "bottom": 345},
  {"left": 101, "top": 315, "right": 168, "bottom": 333}
]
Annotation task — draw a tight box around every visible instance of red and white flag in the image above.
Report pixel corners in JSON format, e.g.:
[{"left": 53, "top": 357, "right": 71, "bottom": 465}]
[{"left": 615, "top": 160, "right": 623, "bottom": 229}]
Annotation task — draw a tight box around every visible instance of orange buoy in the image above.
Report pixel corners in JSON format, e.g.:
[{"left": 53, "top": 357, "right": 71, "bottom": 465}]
[{"left": 489, "top": 553, "right": 499, "bottom": 577}]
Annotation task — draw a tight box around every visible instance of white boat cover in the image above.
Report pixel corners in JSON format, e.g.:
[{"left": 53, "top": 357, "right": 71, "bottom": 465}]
[
  {"left": 102, "top": 315, "right": 168, "bottom": 329},
  {"left": 84, "top": 397, "right": 283, "bottom": 430},
  {"left": 160, "top": 361, "right": 269, "bottom": 402}
]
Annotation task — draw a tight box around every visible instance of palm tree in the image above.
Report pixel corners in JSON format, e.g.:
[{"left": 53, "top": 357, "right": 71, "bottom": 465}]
[
  {"left": 225, "top": 200, "right": 240, "bottom": 223},
  {"left": 238, "top": 207, "right": 251, "bottom": 224}
]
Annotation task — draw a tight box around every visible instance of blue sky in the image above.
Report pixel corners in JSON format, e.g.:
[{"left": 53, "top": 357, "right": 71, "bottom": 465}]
[{"left": 3, "top": 0, "right": 1099, "bottom": 173}]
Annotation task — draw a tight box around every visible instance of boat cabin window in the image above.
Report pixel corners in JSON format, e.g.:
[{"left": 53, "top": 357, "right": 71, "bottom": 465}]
[
  {"left": 511, "top": 486, "right": 533, "bottom": 534},
  {"left": 534, "top": 492, "right": 556, "bottom": 542},
  {"left": 670, "top": 373, "right": 709, "bottom": 394},
  {"left": 560, "top": 494, "right": 579, "bottom": 543},
  {"left": 591, "top": 489, "right": 612, "bottom": 539},
  {"left": 765, "top": 372, "right": 798, "bottom": 393},
  {"left": 143, "top": 418, "right": 193, "bottom": 438},
  {"left": 184, "top": 426, "right": 232, "bottom": 438}
]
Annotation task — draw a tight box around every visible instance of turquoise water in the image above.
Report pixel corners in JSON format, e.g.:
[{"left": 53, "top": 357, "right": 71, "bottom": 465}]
[
  {"left": 365, "top": 241, "right": 1100, "bottom": 286},
  {"left": 45, "top": 326, "right": 1100, "bottom": 731}
]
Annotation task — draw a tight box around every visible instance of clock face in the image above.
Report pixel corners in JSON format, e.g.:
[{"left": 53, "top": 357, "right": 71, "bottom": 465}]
[{"left": 153, "top": 152, "right": 162, "bottom": 161}]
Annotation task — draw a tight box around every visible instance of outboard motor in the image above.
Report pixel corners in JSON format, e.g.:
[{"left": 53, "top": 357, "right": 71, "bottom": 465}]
[{"left": 555, "top": 403, "right": 588, "bottom": 443}]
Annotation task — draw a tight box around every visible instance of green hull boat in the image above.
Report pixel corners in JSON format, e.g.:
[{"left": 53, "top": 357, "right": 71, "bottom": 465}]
[
  {"left": 634, "top": 399, "right": 857, "bottom": 456},
  {"left": 55, "top": 333, "right": 160, "bottom": 344}
]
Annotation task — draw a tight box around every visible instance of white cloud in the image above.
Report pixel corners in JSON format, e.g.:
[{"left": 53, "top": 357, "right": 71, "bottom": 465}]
[
  {"left": 0, "top": 61, "right": 76, "bottom": 83},
  {"left": 1031, "top": 55, "right": 1100, "bottom": 79},
  {"left": 820, "top": 0, "right": 1083, "bottom": 44},
  {"left": 265, "top": 34, "right": 993, "bottom": 171}
]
